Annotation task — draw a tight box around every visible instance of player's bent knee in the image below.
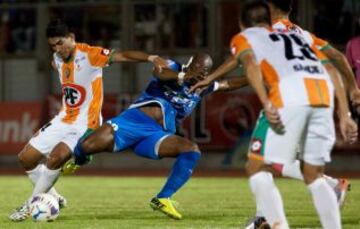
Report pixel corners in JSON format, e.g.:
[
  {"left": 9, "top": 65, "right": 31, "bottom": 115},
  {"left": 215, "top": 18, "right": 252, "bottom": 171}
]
[
  {"left": 18, "top": 145, "right": 43, "bottom": 171},
  {"left": 18, "top": 153, "right": 31, "bottom": 170},
  {"left": 47, "top": 150, "right": 71, "bottom": 170},
  {"left": 180, "top": 141, "right": 200, "bottom": 153},
  {"left": 245, "top": 159, "right": 271, "bottom": 177},
  {"left": 302, "top": 163, "right": 324, "bottom": 185}
]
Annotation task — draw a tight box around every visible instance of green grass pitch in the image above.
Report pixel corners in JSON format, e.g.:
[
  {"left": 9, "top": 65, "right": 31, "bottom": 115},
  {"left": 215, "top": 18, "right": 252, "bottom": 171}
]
[{"left": 0, "top": 176, "right": 359, "bottom": 228}]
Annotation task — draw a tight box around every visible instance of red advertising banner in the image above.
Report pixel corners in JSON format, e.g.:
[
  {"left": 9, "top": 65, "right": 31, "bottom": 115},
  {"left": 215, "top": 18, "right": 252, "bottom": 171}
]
[
  {"left": 5, "top": 92, "right": 355, "bottom": 155},
  {"left": 0, "top": 102, "right": 42, "bottom": 154}
]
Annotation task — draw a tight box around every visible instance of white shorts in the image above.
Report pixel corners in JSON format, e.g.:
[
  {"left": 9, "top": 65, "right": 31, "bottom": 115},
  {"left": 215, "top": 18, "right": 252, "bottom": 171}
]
[
  {"left": 29, "top": 116, "right": 87, "bottom": 156},
  {"left": 248, "top": 106, "right": 335, "bottom": 166}
]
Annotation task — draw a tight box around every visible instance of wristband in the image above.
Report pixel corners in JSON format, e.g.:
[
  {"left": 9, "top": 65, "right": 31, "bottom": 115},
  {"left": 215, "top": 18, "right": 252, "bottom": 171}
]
[
  {"left": 178, "top": 72, "right": 185, "bottom": 85},
  {"left": 213, "top": 81, "right": 220, "bottom": 91},
  {"left": 147, "top": 55, "right": 159, "bottom": 62}
]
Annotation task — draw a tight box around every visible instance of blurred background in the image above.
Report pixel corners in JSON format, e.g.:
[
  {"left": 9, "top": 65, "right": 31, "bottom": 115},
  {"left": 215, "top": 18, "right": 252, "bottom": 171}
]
[{"left": 0, "top": 0, "right": 359, "bottom": 175}]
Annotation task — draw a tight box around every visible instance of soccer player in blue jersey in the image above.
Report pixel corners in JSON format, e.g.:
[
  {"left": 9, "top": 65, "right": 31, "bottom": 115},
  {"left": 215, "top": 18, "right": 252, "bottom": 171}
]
[{"left": 71, "top": 53, "right": 247, "bottom": 220}]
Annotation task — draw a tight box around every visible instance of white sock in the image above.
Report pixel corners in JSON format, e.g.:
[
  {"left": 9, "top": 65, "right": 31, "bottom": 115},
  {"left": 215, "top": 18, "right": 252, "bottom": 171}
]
[
  {"left": 255, "top": 199, "right": 264, "bottom": 217},
  {"left": 281, "top": 160, "right": 304, "bottom": 180},
  {"left": 32, "top": 166, "right": 61, "bottom": 197},
  {"left": 27, "top": 164, "right": 62, "bottom": 199},
  {"left": 26, "top": 164, "right": 43, "bottom": 184},
  {"left": 308, "top": 178, "right": 341, "bottom": 229},
  {"left": 323, "top": 174, "right": 339, "bottom": 189},
  {"left": 249, "top": 171, "right": 289, "bottom": 229}
]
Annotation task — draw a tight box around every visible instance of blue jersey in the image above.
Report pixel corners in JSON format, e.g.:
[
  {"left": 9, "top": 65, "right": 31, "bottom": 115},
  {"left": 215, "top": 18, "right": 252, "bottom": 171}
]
[{"left": 130, "top": 60, "right": 215, "bottom": 133}]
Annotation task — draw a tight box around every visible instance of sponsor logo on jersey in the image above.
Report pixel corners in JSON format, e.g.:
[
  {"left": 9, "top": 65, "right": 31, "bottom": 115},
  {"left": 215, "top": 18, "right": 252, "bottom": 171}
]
[
  {"left": 61, "top": 83, "right": 87, "bottom": 108},
  {"left": 250, "top": 139, "right": 262, "bottom": 154}
]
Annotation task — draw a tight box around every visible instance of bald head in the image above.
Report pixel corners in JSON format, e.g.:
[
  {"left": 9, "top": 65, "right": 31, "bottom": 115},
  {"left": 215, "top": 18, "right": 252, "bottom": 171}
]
[
  {"left": 185, "top": 53, "right": 213, "bottom": 85},
  {"left": 192, "top": 53, "right": 213, "bottom": 70}
]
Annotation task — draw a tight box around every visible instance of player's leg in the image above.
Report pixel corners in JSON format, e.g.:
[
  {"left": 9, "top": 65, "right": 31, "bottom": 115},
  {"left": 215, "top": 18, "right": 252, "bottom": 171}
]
[
  {"left": 31, "top": 142, "right": 72, "bottom": 199},
  {"left": 303, "top": 162, "right": 341, "bottom": 229},
  {"left": 10, "top": 120, "right": 65, "bottom": 221},
  {"left": 32, "top": 125, "right": 104, "bottom": 210},
  {"left": 19, "top": 144, "right": 65, "bottom": 202},
  {"left": 133, "top": 134, "right": 200, "bottom": 219},
  {"left": 280, "top": 159, "right": 350, "bottom": 207},
  {"left": 246, "top": 113, "right": 288, "bottom": 229},
  {"left": 73, "top": 123, "right": 115, "bottom": 164},
  {"left": 156, "top": 135, "right": 201, "bottom": 199},
  {"left": 74, "top": 108, "right": 158, "bottom": 163},
  {"left": 302, "top": 108, "right": 341, "bottom": 229},
  {"left": 246, "top": 160, "right": 287, "bottom": 229},
  {"left": 9, "top": 144, "right": 45, "bottom": 221},
  {"left": 246, "top": 107, "right": 309, "bottom": 229}
]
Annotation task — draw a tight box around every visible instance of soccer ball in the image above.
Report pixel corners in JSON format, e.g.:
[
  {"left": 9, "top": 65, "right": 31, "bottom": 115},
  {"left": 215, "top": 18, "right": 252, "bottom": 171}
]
[{"left": 29, "top": 193, "right": 60, "bottom": 222}]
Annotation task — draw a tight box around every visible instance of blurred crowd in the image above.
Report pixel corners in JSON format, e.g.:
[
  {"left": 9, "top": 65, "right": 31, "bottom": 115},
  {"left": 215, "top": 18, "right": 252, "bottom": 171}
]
[
  {"left": 0, "top": 0, "right": 359, "bottom": 85},
  {"left": 0, "top": 2, "right": 209, "bottom": 55}
]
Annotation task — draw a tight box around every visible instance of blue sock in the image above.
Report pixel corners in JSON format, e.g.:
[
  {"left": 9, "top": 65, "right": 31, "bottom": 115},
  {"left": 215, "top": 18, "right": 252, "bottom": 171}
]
[
  {"left": 157, "top": 151, "right": 201, "bottom": 198},
  {"left": 73, "top": 142, "right": 88, "bottom": 166}
]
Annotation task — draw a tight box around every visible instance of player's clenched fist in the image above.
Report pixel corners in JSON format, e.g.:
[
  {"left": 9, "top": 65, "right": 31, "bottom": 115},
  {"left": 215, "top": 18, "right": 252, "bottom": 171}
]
[
  {"left": 339, "top": 115, "right": 358, "bottom": 144},
  {"left": 264, "top": 102, "right": 285, "bottom": 134}
]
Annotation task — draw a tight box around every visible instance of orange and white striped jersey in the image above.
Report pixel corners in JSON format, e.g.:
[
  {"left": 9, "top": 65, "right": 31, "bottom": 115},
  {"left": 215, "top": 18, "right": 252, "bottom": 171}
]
[
  {"left": 53, "top": 43, "right": 113, "bottom": 129},
  {"left": 272, "top": 18, "right": 330, "bottom": 51},
  {"left": 230, "top": 27, "right": 334, "bottom": 109}
]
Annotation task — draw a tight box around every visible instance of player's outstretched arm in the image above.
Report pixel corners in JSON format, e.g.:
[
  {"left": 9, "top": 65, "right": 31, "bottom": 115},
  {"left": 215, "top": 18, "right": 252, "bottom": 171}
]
[
  {"left": 324, "top": 62, "right": 358, "bottom": 143},
  {"left": 152, "top": 67, "right": 180, "bottom": 81},
  {"left": 189, "top": 56, "right": 238, "bottom": 92},
  {"left": 240, "top": 51, "right": 284, "bottom": 133},
  {"left": 111, "top": 50, "right": 168, "bottom": 72},
  {"left": 322, "top": 46, "right": 359, "bottom": 97},
  {"left": 216, "top": 77, "right": 248, "bottom": 92},
  {"left": 240, "top": 51, "right": 267, "bottom": 106}
]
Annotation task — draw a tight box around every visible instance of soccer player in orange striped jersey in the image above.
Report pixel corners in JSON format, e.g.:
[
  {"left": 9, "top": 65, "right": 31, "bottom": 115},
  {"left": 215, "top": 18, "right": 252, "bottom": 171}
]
[
  {"left": 265, "top": 0, "right": 354, "bottom": 212},
  {"left": 191, "top": 0, "right": 354, "bottom": 224},
  {"left": 236, "top": 2, "right": 356, "bottom": 228},
  {"left": 192, "top": 1, "right": 357, "bottom": 228},
  {"left": 9, "top": 19, "right": 168, "bottom": 222}
]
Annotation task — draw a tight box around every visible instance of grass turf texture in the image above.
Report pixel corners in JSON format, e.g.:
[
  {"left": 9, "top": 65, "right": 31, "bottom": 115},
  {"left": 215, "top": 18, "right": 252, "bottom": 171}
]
[{"left": 0, "top": 176, "right": 359, "bottom": 229}]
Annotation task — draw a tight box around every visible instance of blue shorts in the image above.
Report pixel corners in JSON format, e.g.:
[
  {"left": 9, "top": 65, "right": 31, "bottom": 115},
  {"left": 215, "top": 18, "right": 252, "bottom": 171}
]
[{"left": 107, "top": 108, "right": 173, "bottom": 160}]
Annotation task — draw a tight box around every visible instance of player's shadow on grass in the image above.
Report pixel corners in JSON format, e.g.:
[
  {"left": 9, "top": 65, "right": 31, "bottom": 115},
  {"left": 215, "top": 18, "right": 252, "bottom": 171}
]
[{"left": 59, "top": 212, "right": 178, "bottom": 221}]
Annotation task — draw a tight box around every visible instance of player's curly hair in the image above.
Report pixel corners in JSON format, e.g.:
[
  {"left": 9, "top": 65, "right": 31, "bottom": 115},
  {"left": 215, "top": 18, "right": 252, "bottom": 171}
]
[
  {"left": 266, "top": 0, "right": 293, "bottom": 13},
  {"left": 240, "top": 1, "right": 271, "bottom": 28},
  {"left": 46, "top": 19, "right": 70, "bottom": 38}
]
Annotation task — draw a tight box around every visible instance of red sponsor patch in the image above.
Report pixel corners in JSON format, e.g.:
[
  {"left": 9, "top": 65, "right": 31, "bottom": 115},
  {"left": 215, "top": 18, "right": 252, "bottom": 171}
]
[{"left": 101, "top": 49, "right": 111, "bottom": 56}]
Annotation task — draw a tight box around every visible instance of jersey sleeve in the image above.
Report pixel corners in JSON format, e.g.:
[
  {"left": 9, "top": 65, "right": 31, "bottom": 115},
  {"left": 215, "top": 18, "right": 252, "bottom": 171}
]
[
  {"left": 311, "top": 33, "right": 330, "bottom": 51},
  {"left": 167, "top": 59, "right": 182, "bottom": 72},
  {"left": 84, "top": 44, "right": 114, "bottom": 68},
  {"left": 230, "top": 34, "right": 252, "bottom": 58},
  {"left": 312, "top": 45, "right": 329, "bottom": 64}
]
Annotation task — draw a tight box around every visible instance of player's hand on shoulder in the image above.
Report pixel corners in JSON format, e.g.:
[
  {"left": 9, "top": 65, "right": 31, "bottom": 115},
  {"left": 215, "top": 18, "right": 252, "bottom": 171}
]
[
  {"left": 189, "top": 78, "right": 211, "bottom": 93},
  {"left": 339, "top": 114, "right": 358, "bottom": 144},
  {"left": 264, "top": 102, "right": 285, "bottom": 134}
]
